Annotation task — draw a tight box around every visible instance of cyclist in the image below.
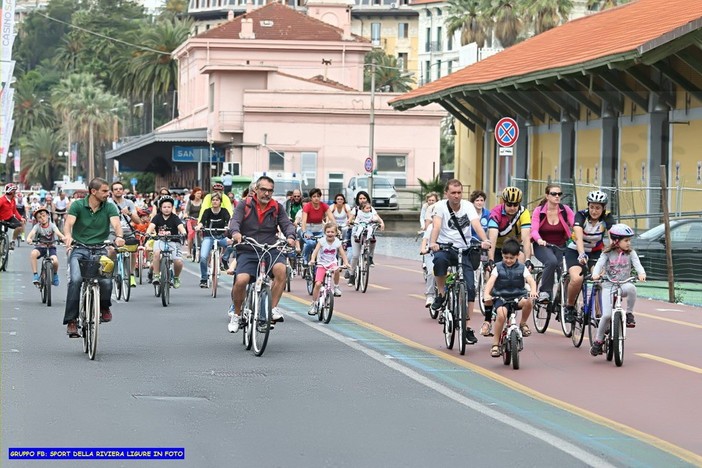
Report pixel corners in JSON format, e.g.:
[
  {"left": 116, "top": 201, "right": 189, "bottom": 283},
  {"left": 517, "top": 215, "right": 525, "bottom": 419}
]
[
  {"left": 484, "top": 186, "right": 532, "bottom": 336},
  {"left": 531, "top": 184, "right": 575, "bottom": 304},
  {"left": 146, "top": 196, "right": 187, "bottom": 289},
  {"left": 227, "top": 175, "right": 296, "bottom": 332},
  {"left": 483, "top": 237, "right": 539, "bottom": 357},
  {"left": 184, "top": 186, "right": 204, "bottom": 259},
  {"left": 196, "top": 193, "right": 232, "bottom": 288},
  {"left": 327, "top": 193, "right": 352, "bottom": 249},
  {"left": 301, "top": 188, "right": 333, "bottom": 265},
  {"left": 0, "top": 183, "right": 26, "bottom": 250},
  {"left": 43, "top": 193, "right": 56, "bottom": 213},
  {"left": 563, "top": 190, "right": 615, "bottom": 322},
  {"left": 419, "top": 192, "right": 440, "bottom": 230},
  {"left": 469, "top": 190, "right": 490, "bottom": 232},
  {"left": 149, "top": 187, "right": 172, "bottom": 218},
  {"left": 308, "top": 223, "right": 351, "bottom": 314},
  {"left": 26, "top": 207, "right": 66, "bottom": 286},
  {"left": 590, "top": 223, "right": 646, "bottom": 355},
  {"left": 419, "top": 197, "right": 439, "bottom": 308},
  {"left": 285, "top": 188, "right": 303, "bottom": 222},
  {"left": 54, "top": 191, "right": 70, "bottom": 226},
  {"left": 109, "top": 181, "right": 141, "bottom": 286},
  {"left": 428, "top": 179, "right": 491, "bottom": 344},
  {"left": 198, "top": 182, "right": 233, "bottom": 221},
  {"left": 346, "top": 191, "right": 385, "bottom": 283},
  {"left": 63, "top": 178, "right": 125, "bottom": 337}
]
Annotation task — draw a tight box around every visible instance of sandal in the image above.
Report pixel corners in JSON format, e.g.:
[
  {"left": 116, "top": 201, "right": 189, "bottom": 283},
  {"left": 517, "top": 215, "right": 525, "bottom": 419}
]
[
  {"left": 490, "top": 345, "right": 500, "bottom": 357},
  {"left": 480, "top": 321, "right": 492, "bottom": 337},
  {"left": 519, "top": 323, "right": 531, "bottom": 337}
]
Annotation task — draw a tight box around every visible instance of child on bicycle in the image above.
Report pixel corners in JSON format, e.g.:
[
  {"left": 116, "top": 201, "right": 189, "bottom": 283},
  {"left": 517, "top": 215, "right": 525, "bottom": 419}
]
[
  {"left": 308, "top": 223, "right": 350, "bottom": 315},
  {"left": 349, "top": 202, "right": 380, "bottom": 242},
  {"left": 482, "top": 237, "right": 538, "bottom": 358},
  {"left": 590, "top": 223, "right": 646, "bottom": 356},
  {"left": 26, "top": 207, "right": 66, "bottom": 286}
]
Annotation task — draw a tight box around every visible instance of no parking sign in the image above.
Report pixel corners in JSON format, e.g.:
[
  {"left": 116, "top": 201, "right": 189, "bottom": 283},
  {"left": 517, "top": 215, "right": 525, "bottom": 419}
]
[{"left": 495, "top": 117, "right": 519, "bottom": 147}]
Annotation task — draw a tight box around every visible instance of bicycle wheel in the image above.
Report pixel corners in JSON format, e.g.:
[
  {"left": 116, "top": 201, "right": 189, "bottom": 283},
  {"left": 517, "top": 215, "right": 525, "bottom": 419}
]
[
  {"left": 458, "top": 284, "right": 467, "bottom": 356},
  {"left": 44, "top": 260, "right": 52, "bottom": 307},
  {"left": 80, "top": 285, "right": 88, "bottom": 353},
  {"left": 113, "top": 266, "right": 123, "bottom": 301},
  {"left": 322, "top": 291, "right": 334, "bottom": 324},
  {"left": 475, "top": 267, "right": 485, "bottom": 316},
  {"left": 122, "top": 256, "right": 131, "bottom": 303},
  {"left": 285, "top": 265, "right": 291, "bottom": 292},
  {"left": 360, "top": 251, "right": 370, "bottom": 293},
  {"left": 510, "top": 329, "right": 520, "bottom": 370},
  {"left": 210, "top": 252, "right": 218, "bottom": 298},
  {"left": 532, "top": 272, "right": 551, "bottom": 333},
  {"left": 0, "top": 236, "right": 8, "bottom": 272},
  {"left": 571, "top": 286, "right": 585, "bottom": 347},
  {"left": 252, "top": 286, "right": 272, "bottom": 356},
  {"left": 558, "top": 278, "right": 573, "bottom": 338},
  {"left": 306, "top": 265, "right": 314, "bottom": 295},
  {"left": 87, "top": 285, "right": 100, "bottom": 360},
  {"left": 502, "top": 333, "right": 511, "bottom": 366},
  {"left": 39, "top": 262, "right": 48, "bottom": 304},
  {"left": 243, "top": 291, "right": 253, "bottom": 350},
  {"left": 443, "top": 289, "right": 456, "bottom": 349},
  {"left": 160, "top": 259, "right": 170, "bottom": 307},
  {"left": 613, "top": 311, "right": 624, "bottom": 367}
]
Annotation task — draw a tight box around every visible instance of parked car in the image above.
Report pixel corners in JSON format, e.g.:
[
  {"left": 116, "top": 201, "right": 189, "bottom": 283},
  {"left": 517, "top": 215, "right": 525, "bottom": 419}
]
[
  {"left": 635, "top": 218, "right": 702, "bottom": 283},
  {"left": 345, "top": 176, "right": 399, "bottom": 210}
]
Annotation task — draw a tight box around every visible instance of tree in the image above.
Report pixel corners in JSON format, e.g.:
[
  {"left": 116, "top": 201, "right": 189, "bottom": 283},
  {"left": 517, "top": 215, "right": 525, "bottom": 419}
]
[
  {"left": 445, "top": 0, "right": 490, "bottom": 47},
  {"left": 19, "top": 127, "right": 66, "bottom": 189},
  {"left": 586, "top": 0, "right": 630, "bottom": 10},
  {"left": 484, "top": 0, "right": 523, "bottom": 48},
  {"left": 13, "top": 75, "right": 56, "bottom": 137},
  {"left": 523, "top": 0, "right": 574, "bottom": 34},
  {"left": 364, "top": 49, "right": 415, "bottom": 93},
  {"left": 160, "top": 0, "right": 188, "bottom": 20}
]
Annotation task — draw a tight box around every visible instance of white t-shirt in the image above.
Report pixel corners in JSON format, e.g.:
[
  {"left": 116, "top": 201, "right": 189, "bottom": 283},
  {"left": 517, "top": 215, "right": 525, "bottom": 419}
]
[
  {"left": 316, "top": 238, "right": 341, "bottom": 267},
  {"left": 330, "top": 204, "right": 350, "bottom": 228},
  {"left": 434, "top": 199, "right": 479, "bottom": 249}
]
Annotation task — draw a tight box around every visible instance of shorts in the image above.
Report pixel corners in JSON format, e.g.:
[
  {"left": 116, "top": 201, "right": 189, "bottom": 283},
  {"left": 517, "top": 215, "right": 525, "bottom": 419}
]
[
  {"left": 494, "top": 296, "right": 525, "bottom": 313},
  {"left": 34, "top": 247, "right": 57, "bottom": 258},
  {"left": 565, "top": 248, "right": 601, "bottom": 271},
  {"left": 234, "top": 249, "right": 287, "bottom": 279},
  {"left": 1, "top": 217, "right": 22, "bottom": 230},
  {"left": 315, "top": 262, "right": 338, "bottom": 283},
  {"left": 154, "top": 241, "right": 182, "bottom": 259}
]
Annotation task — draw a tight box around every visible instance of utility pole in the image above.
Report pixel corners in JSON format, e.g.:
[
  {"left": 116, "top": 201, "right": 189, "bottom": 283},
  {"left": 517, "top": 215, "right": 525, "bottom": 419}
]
[{"left": 369, "top": 58, "right": 375, "bottom": 202}]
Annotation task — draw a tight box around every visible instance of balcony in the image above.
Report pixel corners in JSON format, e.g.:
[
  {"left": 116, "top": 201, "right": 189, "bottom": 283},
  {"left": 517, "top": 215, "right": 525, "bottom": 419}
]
[{"left": 218, "top": 111, "right": 244, "bottom": 132}]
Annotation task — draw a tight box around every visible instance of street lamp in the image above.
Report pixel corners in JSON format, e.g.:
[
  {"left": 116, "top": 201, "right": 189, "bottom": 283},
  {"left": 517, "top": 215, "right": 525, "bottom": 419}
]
[{"left": 58, "top": 150, "right": 71, "bottom": 180}]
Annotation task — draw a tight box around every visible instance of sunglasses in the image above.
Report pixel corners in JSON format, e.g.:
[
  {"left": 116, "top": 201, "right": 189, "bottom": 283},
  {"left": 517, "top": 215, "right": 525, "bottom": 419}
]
[
  {"left": 505, "top": 202, "right": 519, "bottom": 207},
  {"left": 549, "top": 192, "right": 563, "bottom": 197}
]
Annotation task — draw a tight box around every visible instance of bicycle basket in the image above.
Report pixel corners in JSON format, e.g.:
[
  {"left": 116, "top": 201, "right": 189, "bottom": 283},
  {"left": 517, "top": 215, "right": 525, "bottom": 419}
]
[
  {"left": 78, "top": 256, "right": 114, "bottom": 279},
  {"left": 468, "top": 247, "right": 481, "bottom": 270}
]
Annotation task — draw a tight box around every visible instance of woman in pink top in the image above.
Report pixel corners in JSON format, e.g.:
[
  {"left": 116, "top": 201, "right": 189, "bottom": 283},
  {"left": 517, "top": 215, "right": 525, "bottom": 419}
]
[{"left": 531, "top": 184, "right": 575, "bottom": 303}]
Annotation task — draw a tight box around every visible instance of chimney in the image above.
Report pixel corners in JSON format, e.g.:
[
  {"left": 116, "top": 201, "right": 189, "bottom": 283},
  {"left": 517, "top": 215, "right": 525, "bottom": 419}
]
[
  {"left": 227, "top": 9, "right": 234, "bottom": 21},
  {"left": 246, "top": 0, "right": 254, "bottom": 14},
  {"left": 239, "top": 18, "right": 255, "bottom": 39}
]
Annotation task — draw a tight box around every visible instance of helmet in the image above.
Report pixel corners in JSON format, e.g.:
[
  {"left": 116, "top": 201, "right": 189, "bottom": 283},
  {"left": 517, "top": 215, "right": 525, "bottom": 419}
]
[
  {"left": 33, "top": 207, "right": 50, "bottom": 220},
  {"left": 137, "top": 209, "right": 150, "bottom": 217},
  {"left": 212, "top": 182, "right": 224, "bottom": 191},
  {"left": 586, "top": 190, "right": 608, "bottom": 205},
  {"left": 501, "top": 186, "right": 523, "bottom": 204},
  {"left": 4, "top": 183, "right": 17, "bottom": 194},
  {"left": 158, "top": 195, "right": 175, "bottom": 208},
  {"left": 609, "top": 223, "right": 634, "bottom": 240}
]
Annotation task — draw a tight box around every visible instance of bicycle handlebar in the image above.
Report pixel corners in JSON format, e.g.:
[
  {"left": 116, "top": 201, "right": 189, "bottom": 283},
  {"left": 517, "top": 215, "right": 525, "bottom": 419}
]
[
  {"left": 603, "top": 276, "right": 637, "bottom": 285},
  {"left": 237, "top": 236, "right": 292, "bottom": 252}
]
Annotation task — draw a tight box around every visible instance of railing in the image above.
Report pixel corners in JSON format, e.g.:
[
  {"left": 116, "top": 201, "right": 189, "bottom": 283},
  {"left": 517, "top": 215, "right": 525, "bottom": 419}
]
[{"left": 218, "top": 111, "right": 244, "bottom": 132}]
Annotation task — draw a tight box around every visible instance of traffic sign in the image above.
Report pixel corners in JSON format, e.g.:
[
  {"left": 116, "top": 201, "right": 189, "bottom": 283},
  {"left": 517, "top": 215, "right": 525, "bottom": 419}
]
[
  {"left": 498, "top": 147, "right": 514, "bottom": 156},
  {"left": 130, "top": 177, "right": 138, "bottom": 187},
  {"left": 495, "top": 117, "right": 519, "bottom": 147},
  {"left": 364, "top": 157, "right": 373, "bottom": 173}
]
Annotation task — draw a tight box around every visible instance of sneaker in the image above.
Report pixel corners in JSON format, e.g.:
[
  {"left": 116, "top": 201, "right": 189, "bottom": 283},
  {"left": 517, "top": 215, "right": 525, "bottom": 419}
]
[
  {"left": 590, "top": 340, "right": 603, "bottom": 356},
  {"left": 431, "top": 295, "right": 445, "bottom": 311},
  {"left": 66, "top": 321, "right": 80, "bottom": 338},
  {"left": 199, "top": 280, "right": 208, "bottom": 289},
  {"left": 32, "top": 273, "right": 40, "bottom": 285},
  {"left": 220, "top": 259, "right": 229, "bottom": 271},
  {"left": 173, "top": 276, "right": 181, "bottom": 289},
  {"left": 344, "top": 270, "right": 351, "bottom": 279},
  {"left": 537, "top": 292, "right": 550, "bottom": 304},
  {"left": 465, "top": 327, "right": 478, "bottom": 345},
  {"left": 9, "top": 241, "right": 14, "bottom": 250},
  {"left": 425, "top": 295, "right": 434, "bottom": 308},
  {"left": 52, "top": 273, "right": 60, "bottom": 286},
  {"left": 100, "top": 309, "right": 112, "bottom": 323},
  {"left": 347, "top": 274, "right": 355, "bottom": 286},
  {"left": 368, "top": 256, "right": 374, "bottom": 266},
  {"left": 626, "top": 313, "right": 636, "bottom": 328},
  {"left": 272, "top": 307, "right": 284, "bottom": 322},
  {"left": 333, "top": 286, "right": 342, "bottom": 297},
  {"left": 228, "top": 315, "right": 240, "bottom": 333},
  {"left": 565, "top": 305, "right": 576, "bottom": 323},
  {"left": 130, "top": 275, "right": 136, "bottom": 287},
  {"left": 228, "top": 304, "right": 236, "bottom": 318},
  {"left": 308, "top": 304, "right": 317, "bottom": 316},
  {"left": 152, "top": 273, "right": 160, "bottom": 285}
]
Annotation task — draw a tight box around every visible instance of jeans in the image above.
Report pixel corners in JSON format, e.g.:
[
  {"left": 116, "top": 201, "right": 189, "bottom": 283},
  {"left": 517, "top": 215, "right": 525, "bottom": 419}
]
[
  {"left": 432, "top": 250, "right": 476, "bottom": 302},
  {"left": 533, "top": 243, "right": 564, "bottom": 296},
  {"left": 199, "top": 236, "right": 229, "bottom": 280},
  {"left": 302, "top": 231, "right": 322, "bottom": 263},
  {"left": 64, "top": 247, "right": 112, "bottom": 324}
]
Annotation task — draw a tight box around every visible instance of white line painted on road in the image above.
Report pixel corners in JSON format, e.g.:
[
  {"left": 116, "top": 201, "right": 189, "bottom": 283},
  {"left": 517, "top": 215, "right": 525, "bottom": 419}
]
[
  {"left": 287, "top": 312, "right": 615, "bottom": 468},
  {"left": 0, "top": 331, "right": 17, "bottom": 335}
]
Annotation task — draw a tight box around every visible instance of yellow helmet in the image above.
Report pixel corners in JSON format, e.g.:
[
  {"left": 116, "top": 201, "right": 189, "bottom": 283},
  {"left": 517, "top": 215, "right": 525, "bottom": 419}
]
[
  {"left": 501, "top": 186, "right": 523, "bottom": 204},
  {"left": 99, "top": 255, "right": 114, "bottom": 275}
]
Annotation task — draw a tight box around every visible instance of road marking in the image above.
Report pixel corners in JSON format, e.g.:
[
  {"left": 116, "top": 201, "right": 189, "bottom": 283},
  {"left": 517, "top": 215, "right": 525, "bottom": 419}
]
[
  {"left": 368, "top": 284, "right": 390, "bottom": 290},
  {"left": 408, "top": 294, "right": 425, "bottom": 301},
  {"left": 286, "top": 308, "right": 615, "bottom": 468},
  {"left": 636, "top": 312, "right": 702, "bottom": 329},
  {"left": 382, "top": 264, "right": 422, "bottom": 274},
  {"left": 0, "top": 331, "right": 17, "bottom": 335},
  {"left": 655, "top": 308, "right": 682, "bottom": 312},
  {"left": 281, "top": 292, "right": 702, "bottom": 466},
  {"left": 636, "top": 353, "right": 702, "bottom": 374}
]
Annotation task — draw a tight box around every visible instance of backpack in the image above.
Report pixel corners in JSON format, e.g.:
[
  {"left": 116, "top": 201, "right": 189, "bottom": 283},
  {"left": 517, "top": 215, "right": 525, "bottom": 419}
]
[{"left": 242, "top": 196, "right": 280, "bottom": 221}]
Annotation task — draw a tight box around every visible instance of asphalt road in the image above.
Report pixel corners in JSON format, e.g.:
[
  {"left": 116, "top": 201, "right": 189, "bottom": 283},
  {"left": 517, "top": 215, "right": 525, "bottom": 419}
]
[{"left": 1, "top": 241, "right": 699, "bottom": 467}]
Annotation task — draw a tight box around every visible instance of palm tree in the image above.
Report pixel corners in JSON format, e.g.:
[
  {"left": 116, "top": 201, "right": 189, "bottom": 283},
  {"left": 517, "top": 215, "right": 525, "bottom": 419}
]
[
  {"left": 484, "top": 0, "right": 522, "bottom": 48},
  {"left": 19, "top": 127, "right": 66, "bottom": 188},
  {"left": 53, "top": 34, "right": 85, "bottom": 72},
  {"left": 160, "top": 0, "right": 188, "bottom": 20},
  {"left": 13, "top": 77, "right": 55, "bottom": 136},
  {"left": 586, "top": 0, "right": 630, "bottom": 11},
  {"left": 445, "top": 0, "right": 490, "bottom": 47},
  {"left": 52, "top": 73, "right": 95, "bottom": 178},
  {"left": 523, "top": 0, "right": 574, "bottom": 34},
  {"left": 364, "top": 50, "right": 415, "bottom": 92}
]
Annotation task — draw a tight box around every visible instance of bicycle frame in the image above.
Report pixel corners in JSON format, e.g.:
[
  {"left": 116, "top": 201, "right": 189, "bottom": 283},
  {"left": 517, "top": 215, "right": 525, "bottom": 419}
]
[
  {"left": 601, "top": 276, "right": 635, "bottom": 366},
  {"left": 314, "top": 264, "right": 344, "bottom": 324},
  {"left": 33, "top": 241, "right": 58, "bottom": 307},
  {"left": 495, "top": 297, "right": 524, "bottom": 369}
]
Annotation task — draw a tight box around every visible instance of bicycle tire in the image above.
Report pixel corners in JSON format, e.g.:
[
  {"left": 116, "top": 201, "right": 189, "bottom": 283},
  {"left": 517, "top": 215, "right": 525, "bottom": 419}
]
[
  {"left": 243, "top": 287, "right": 253, "bottom": 350},
  {"left": 571, "top": 306, "right": 585, "bottom": 348},
  {"left": 252, "top": 286, "right": 272, "bottom": 356},
  {"left": 605, "top": 333, "right": 614, "bottom": 362},
  {"left": 360, "top": 251, "right": 370, "bottom": 293},
  {"left": 285, "top": 265, "right": 291, "bottom": 292},
  {"left": 114, "top": 273, "right": 123, "bottom": 301},
  {"left": 475, "top": 267, "right": 485, "bottom": 316},
  {"left": 306, "top": 265, "right": 314, "bottom": 296},
  {"left": 458, "top": 284, "right": 467, "bottom": 355},
  {"left": 39, "top": 263, "right": 48, "bottom": 304},
  {"left": 87, "top": 284, "right": 100, "bottom": 360},
  {"left": 322, "top": 291, "right": 334, "bottom": 324},
  {"left": 558, "top": 277, "right": 573, "bottom": 338},
  {"left": 613, "top": 311, "right": 624, "bottom": 367},
  {"left": 443, "top": 289, "right": 455, "bottom": 349},
  {"left": 532, "top": 273, "right": 551, "bottom": 333},
  {"left": 44, "top": 260, "right": 52, "bottom": 307},
  {"left": 160, "top": 258, "right": 170, "bottom": 307},
  {"left": 502, "top": 332, "right": 511, "bottom": 366},
  {"left": 136, "top": 250, "right": 143, "bottom": 284},
  {"left": 510, "top": 329, "right": 520, "bottom": 370},
  {"left": 0, "top": 235, "right": 8, "bottom": 272},
  {"left": 210, "top": 252, "right": 218, "bottom": 298},
  {"left": 80, "top": 284, "right": 88, "bottom": 354}
]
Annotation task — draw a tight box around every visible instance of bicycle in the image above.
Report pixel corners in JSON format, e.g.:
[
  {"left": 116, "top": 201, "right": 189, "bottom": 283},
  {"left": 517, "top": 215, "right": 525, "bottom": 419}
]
[
  {"left": 592, "top": 276, "right": 636, "bottom": 367},
  {"left": 493, "top": 296, "right": 525, "bottom": 370},
  {"left": 151, "top": 234, "right": 182, "bottom": 307},
  {"left": 32, "top": 241, "right": 59, "bottom": 307},
  {"left": 54, "top": 212, "right": 66, "bottom": 233},
  {"left": 532, "top": 244, "right": 572, "bottom": 337},
  {"left": 113, "top": 243, "right": 133, "bottom": 303},
  {"left": 438, "top": 240, "right": 482, "bottom": 356},
  {"left": 74, "top": 241, "right": 114, "bottom": 360},
  {"left": 571, "top": 268, "right": 602, "bottom": 348},
  {"left": 302, "top": 233, "right": 324, "bottom": 296},
  {"left": 187, "top": 217, "right": 201, "bottom": 263},
  {"left": 0, "top": 221, "right": 12, "bottom": 272},
  {"left": 235, "top": 237, "right": 293, "bottom": 356},
  {"left": 201, "top": 227, "right": 229, "bottom": 298},
  {"left": 310, "top": 264, "right": 346, "bottom": 324},
  {"left": 133, "top": 232, "right": 148, "bottom": 285},
  {"left": 352, "top": 221, "right": 380, "bottom": 294}
]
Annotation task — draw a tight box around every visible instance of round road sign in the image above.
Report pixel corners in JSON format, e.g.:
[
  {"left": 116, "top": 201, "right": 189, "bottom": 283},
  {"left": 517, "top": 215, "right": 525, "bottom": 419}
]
[
  {"left": 495, "top": 117, "right": 519, "bottom": 147},
  {"left": 364, "top": 157, "right": 373, "bottom": 173}
]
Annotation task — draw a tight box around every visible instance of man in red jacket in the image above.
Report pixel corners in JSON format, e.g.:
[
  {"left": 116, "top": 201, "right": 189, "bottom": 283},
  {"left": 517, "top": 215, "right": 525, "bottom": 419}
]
[{"left": 0, "top": 184, "right": 26, "bottom": 249}]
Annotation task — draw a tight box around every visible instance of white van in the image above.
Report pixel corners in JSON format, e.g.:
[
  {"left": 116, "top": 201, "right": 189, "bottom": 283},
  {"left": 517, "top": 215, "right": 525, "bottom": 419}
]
[{"left": 345, "top": 176, "right": 399, "bottom": 210}]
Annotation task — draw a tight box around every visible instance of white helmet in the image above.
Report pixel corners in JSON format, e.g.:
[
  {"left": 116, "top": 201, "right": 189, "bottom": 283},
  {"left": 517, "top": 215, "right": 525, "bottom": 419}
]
[
  {"left": 609, "top": 223, "right": 634, "bottom": 241},
  {"left": 586, "top": 190, "right": 608, "bottom": 205}
]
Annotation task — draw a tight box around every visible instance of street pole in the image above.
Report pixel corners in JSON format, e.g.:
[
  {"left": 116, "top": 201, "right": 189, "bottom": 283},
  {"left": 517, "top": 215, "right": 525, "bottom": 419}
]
[{"left": 369, "top": 58, "right": 375, "bottom": 202}]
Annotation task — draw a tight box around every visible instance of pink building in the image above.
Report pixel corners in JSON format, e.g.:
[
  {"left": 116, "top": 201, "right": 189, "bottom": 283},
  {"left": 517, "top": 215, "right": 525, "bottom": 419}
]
[{"left": 107, "top": 0, "right": 444, "bottom": 195}]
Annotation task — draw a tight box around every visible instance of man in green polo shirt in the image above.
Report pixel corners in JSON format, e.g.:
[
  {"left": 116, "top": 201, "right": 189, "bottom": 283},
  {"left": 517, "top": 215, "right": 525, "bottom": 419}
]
[{"left": 63, "top": 178, "right": 125, "bottom": 338}]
